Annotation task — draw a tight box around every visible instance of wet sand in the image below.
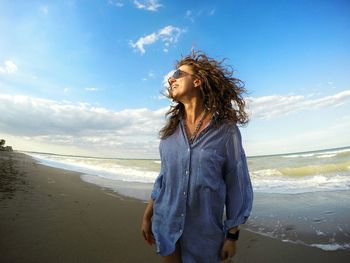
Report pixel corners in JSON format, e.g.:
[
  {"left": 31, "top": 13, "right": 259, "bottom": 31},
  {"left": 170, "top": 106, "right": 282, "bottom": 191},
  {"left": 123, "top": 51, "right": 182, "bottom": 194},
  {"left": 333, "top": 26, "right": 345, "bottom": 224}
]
[{"left": 0, "top": 152, "right": 349, "bottom": 262}]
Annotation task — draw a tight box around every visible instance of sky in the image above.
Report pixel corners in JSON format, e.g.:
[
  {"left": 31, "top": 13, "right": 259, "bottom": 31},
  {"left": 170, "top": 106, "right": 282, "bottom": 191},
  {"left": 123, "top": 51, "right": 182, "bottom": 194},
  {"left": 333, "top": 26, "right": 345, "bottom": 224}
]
[{"left": 0, "top": 0, "right": 350, "bottom": 158}]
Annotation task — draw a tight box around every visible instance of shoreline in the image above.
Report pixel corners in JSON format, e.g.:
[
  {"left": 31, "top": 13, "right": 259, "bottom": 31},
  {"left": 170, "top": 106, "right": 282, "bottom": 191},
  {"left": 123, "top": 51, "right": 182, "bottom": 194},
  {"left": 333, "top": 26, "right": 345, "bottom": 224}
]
[
  {"left": 23, "top": 150, "right": 350, "bottom": 251},
  {"left": 1, "top": 151, "right": 349, "bottom": 262}
]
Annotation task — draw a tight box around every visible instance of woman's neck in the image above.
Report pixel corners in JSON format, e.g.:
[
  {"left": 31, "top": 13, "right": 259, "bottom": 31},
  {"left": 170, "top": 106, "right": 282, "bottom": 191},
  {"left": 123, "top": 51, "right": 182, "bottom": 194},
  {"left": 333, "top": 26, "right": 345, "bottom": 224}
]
[{"left": 183, "top": 99, "right": 206, "bottom": 125}]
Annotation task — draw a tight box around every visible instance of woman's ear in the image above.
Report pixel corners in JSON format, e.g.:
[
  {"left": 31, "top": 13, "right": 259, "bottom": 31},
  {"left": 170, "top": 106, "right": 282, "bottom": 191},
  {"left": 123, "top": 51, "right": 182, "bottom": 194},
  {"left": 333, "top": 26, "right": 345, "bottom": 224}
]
[{"left": 193, "top": 78, "right": 202, "bottom": 88}]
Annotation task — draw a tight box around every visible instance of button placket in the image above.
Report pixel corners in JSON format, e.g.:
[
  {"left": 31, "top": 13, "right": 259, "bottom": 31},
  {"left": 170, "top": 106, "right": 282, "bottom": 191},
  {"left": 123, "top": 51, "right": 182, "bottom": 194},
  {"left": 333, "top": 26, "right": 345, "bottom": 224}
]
[{"left": 179, "top": 146, "right": 191, "bottom": 236}]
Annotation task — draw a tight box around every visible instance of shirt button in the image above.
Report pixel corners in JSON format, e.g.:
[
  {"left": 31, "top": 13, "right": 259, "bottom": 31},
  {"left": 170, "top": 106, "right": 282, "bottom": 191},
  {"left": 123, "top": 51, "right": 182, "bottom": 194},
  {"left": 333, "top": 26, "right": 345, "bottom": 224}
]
[
  {"left": 179, "top": 229, "right": 182, "bottom": 233},
  {"left": 181, "top": 213, "right": 184, "bottom": 217},
  {"left": 185, "top": 170, "right": 189, "bottom": 175},
  {"left": 183, "top": 191, "right": 186, "bottom": 196},
  {"left": 187, "top": 148, "right": 190, "bottom": 152}
]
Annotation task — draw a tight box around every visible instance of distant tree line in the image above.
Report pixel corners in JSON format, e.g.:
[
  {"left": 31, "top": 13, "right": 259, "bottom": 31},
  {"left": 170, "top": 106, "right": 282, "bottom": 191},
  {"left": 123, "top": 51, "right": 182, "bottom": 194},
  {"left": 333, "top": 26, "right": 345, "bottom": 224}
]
[{"left": 0, "top": 139, "right": 13, "bottom": 152}]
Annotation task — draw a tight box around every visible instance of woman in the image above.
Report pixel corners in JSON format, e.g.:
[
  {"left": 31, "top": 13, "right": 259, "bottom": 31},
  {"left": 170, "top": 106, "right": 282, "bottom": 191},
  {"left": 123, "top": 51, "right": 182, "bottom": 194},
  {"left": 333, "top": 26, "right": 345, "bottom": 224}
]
[{"left": 141, "top": 50, "right": 253, "bottom": 263}]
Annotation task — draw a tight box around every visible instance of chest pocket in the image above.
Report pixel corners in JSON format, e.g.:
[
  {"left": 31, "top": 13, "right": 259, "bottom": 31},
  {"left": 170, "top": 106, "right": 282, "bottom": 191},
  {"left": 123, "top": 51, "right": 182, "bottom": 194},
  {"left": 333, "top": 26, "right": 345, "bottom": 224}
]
[{"left": 197, "top": 149, "right": 225, "bottom": 191}]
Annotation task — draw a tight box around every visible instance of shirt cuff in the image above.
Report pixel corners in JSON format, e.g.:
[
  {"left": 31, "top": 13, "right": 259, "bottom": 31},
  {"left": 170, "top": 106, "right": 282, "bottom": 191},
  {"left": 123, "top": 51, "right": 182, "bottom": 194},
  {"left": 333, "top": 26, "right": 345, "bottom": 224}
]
[{"left": 224, "top": 216, "right": 248, "bottom": 232}]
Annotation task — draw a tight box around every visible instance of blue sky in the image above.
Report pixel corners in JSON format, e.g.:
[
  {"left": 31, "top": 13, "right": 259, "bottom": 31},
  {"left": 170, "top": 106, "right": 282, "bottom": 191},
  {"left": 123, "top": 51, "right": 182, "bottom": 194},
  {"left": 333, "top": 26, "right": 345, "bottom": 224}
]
[{"left": 0, "top": 0, "right": 350, "bottom": 158}]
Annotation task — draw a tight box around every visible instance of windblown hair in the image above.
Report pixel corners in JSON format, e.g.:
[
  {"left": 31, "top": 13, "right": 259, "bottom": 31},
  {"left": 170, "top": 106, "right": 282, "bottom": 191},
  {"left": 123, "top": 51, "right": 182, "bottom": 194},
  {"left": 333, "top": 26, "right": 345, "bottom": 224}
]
[{"left": 159, "top": 50, "right": 249, "bottom": 139}]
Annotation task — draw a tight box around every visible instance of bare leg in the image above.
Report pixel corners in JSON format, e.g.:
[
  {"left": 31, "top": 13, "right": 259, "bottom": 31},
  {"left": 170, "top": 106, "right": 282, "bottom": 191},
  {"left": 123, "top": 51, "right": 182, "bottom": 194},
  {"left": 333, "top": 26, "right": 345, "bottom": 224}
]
[{"left": 161, "top": 241, "right": 182, "bottom": 263}]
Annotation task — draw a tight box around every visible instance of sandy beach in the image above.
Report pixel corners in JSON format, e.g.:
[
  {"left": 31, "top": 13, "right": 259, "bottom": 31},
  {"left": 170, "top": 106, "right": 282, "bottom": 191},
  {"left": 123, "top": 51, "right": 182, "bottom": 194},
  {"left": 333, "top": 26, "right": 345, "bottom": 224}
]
[{"left": 0, "top": 151, "right": 349, "bottom": 263}]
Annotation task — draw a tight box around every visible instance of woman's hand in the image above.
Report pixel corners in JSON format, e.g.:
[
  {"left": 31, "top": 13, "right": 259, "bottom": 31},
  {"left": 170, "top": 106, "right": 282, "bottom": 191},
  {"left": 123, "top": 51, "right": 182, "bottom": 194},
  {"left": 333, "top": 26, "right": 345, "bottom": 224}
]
[
  {"left": 220, "top": 240, "right": 236, "bottom": 262},
  {"left": 141, "top": 199, "right": 155, "bottom": 245},
  {"left": 141, "top": 217, "right": 155, "bottom": 245}
]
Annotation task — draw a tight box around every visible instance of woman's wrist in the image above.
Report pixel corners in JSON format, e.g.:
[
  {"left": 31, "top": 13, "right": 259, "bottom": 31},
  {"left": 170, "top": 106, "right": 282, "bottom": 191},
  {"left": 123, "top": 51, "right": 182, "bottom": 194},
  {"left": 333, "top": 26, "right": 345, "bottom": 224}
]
[
  {"left": 228, "top": 227, "right": 239, "bottom": 234},
  {"left": 226, "top": 227, "right": 240, "bottom": 241},
  {"left": 143, "top": 209, "right": 152, "bottom": 220},
  {"left": 143, "top": 214, "right": 152, "bottom": 221},
  {"left": 143, "top": 199, "right": 154, "bottom": 220}
]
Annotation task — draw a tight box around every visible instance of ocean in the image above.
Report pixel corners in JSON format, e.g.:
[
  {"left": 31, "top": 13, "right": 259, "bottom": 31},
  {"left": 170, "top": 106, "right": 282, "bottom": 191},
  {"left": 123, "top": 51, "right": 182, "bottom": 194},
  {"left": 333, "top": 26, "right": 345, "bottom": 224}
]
[{"left": 23, "top": 146, "right": 350, "bottom": 251}]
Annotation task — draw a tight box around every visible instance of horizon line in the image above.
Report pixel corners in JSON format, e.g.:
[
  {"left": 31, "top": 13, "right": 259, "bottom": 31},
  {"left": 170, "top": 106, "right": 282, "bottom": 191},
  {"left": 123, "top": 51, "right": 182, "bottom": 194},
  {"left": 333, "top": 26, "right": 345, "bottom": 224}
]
[{"left": 16, "top": 145, "right": 350, "bottom": 160}]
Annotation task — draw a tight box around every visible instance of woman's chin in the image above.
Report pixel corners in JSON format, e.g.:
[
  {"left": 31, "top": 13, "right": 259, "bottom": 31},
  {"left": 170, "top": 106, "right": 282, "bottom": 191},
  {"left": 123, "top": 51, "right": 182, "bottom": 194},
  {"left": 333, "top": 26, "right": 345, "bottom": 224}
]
[{"left": 170, "top": 92, "right": 180, "bottom": 100}]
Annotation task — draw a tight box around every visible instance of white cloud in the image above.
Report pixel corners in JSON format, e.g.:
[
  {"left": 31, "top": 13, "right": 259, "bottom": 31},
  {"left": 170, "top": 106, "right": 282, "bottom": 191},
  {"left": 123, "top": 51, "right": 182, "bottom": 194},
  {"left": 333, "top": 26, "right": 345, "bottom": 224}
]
[
  {"left": 185, "top": 10, "right": 194, "bottom": 23},
  {"left": 161, "top": 69, "right": 175, "bottom": 96},
  {"left": 0, "top": 60, "right": 18, "bottom": 74},
  {"left": 0, "top": 94, "right": 167, "bottom": 157},
  {"left": 1, "top": 90, "right": 349, "bottom": 158},
  {"left": 163, "top": 69, "right": 173, "bottom": 82},
  {"left": 244, "top": 120, "right": 350, "bottom": 156},
  {"left": 143, "top": 71, "right": 156, "bottom": 81},
  {"left": 185, "top": 8, "right": 215, "bottom": 22},
  {"left": 130, "top": 33, "right": 157, "bottom": 54},
  {"left": 248, "top": 111, "right": 350, "bottom": 154},
  {"left": 133, "top": 0, "right": 162, "bottom": 11},
  {"left": 85, "top": 87, "right": 101, "bottom": 92},
  {"left": 108, "top": 0, "right": 124, "bottom": 7},
  {"left": 246, "top": 90, "right": 350, "bottom": 120},
  {"left": 152, "top": 94, "right": 167, "bottom": 100},
  {"left": 130, "top": 25, "right": 184, "bottom": 54}
]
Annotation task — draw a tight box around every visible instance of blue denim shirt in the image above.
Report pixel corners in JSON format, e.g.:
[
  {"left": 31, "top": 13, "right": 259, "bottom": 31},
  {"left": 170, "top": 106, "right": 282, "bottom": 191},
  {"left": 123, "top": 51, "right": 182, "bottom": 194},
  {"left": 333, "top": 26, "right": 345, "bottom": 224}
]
[{"left": 151, "top": 118, "right": 253, "bottom": 261}]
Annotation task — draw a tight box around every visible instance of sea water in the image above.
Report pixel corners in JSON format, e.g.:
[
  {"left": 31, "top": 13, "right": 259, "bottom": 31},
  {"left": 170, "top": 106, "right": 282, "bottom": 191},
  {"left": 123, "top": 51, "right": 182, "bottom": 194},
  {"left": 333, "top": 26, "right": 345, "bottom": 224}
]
[{"left": 23, "top": 146, "right": 350, "bottom": 251}]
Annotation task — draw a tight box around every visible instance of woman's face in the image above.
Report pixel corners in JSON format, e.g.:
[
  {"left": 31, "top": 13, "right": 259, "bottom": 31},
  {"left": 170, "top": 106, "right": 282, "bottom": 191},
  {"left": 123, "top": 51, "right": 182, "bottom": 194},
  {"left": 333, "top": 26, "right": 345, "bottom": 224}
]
[{"left": 168, "top": 65, "right": 201, "bottom": 102}]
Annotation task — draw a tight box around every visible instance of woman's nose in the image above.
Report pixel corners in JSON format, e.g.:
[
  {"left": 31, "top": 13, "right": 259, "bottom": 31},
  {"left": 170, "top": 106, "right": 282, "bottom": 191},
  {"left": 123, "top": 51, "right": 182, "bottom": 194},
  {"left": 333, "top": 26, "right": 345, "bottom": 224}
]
[{"left": 168, "top": 77, "right": 176, "bottom": 86}]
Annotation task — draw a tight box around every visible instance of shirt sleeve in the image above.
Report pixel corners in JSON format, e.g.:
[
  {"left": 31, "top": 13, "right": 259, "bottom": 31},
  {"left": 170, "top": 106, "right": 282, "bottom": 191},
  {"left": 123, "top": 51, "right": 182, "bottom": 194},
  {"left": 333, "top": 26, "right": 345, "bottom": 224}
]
[
  {"left": 151, "top": 172, "right": 164, "bottom": 200},
  {"left": 223, "top": 124, "right": 253, "bottom": 231},
  {"left": 151, "top": 143, "right": 164, "bottom": 201}
]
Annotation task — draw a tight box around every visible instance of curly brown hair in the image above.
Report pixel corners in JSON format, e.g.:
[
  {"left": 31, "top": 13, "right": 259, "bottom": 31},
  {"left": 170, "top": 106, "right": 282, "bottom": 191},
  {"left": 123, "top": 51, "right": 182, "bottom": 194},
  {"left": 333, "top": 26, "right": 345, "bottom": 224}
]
[{"left": 159, "top": 50, "right": 249, "bottom": 139}]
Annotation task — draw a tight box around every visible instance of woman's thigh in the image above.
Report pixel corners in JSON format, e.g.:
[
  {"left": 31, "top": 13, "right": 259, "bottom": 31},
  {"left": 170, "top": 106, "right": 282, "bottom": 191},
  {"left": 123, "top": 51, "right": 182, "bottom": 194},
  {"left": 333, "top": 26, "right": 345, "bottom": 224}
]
[{"left": 161, "top": 241, "right": 182, "bottom": 263}]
